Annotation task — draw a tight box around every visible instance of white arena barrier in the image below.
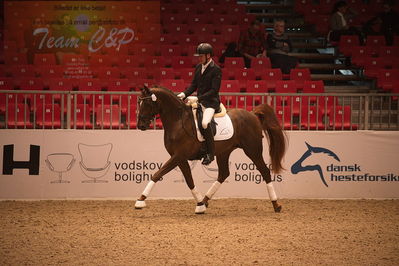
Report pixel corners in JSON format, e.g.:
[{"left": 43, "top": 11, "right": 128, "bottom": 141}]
[{"left": 0, "top": 130, "right": 398, "bottom": 199}]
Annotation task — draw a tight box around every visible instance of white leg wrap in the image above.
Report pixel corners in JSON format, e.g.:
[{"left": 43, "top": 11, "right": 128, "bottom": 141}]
[
  {"left": 142, "top": 180, "right": 155, "bottom": 197},
  {"left": 266, "top": 182, "right": 278, "bottom": 201},
  {"left": 205, "top": 181, "right": 221, "bottom": 199},
  {"left": 134, "top": 200, "right": 146, "bottom": 209},
  {"left": 195, "top": 204, "right": 206, "bottom": 214},
  {"left": 191, "top": 187, "right": 203, "bottom": 203}
]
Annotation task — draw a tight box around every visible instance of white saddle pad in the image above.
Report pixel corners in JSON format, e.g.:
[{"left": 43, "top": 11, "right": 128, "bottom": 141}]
[{"left": 194, "top": 113, "right": 234, "bottom": 142}]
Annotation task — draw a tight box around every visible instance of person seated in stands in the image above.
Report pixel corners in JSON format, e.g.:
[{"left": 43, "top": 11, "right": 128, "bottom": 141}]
[
  {"left": 362, "top": 17, "right": 383, "bottom": 39},
  {"left": 328, "top": 0, "right": 363, "bottom": 43},
  {"left": 238, "top": 19, "right": 267, "bottom": 68},
  {"left": 266, "top": 19, "right": 297, "bottom": 74},
  {"left": 377, "top": 1, "right": 399, "bottom": 45},
  {"left": 219, "top": 42, "right": 242, "bottom": 65}
]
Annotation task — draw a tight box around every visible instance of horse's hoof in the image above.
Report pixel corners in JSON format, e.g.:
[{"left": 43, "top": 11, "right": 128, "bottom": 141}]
[
  {"left": 135, "top": 200, "right": 146, "bottom": 209},
  {"left": 274, "top": 205, "right": 282, "bottom": 213},
  {"left": 195, "top": 204, "right": 206, "bottom": 214}
]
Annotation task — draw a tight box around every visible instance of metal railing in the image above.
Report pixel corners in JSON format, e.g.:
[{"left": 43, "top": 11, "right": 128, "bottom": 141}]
[{"left": 1, "top": 90, "right": 398, "bottom": 130}]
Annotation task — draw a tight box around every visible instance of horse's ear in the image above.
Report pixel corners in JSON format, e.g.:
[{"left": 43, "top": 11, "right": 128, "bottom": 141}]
[{"left": 140, "top": 85, "right": 151, "bottom": 95}]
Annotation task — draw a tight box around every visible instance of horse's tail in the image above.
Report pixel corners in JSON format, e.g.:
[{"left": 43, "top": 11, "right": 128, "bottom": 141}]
[{"left": 252, "top": 104, "right": 287, "bottom": 174}]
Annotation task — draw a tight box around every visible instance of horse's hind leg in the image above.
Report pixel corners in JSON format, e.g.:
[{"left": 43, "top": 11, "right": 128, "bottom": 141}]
[
  {"left": 199, "top": 151, "right": 231, "bottom": 212},
  {"left": 178, "top": 161, "right": 204, "bottom": 209},
  {"left": 243, "top": 143, "right": 282, "bottom": 213}
]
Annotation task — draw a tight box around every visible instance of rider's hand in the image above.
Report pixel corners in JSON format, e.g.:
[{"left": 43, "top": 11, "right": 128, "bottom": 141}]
[{"left": 177, "top": 92, "right": 185, "bottom": 100}]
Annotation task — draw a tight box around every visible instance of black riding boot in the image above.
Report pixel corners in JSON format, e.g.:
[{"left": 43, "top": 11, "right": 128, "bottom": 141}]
[{"left": 202, "top": 126, "right": 215, "bottom": 165}]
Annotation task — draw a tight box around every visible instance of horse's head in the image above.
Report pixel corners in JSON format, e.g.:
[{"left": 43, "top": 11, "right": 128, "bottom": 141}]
[{"left": 137, "top": 86, "right": 160, "bottom": 130}]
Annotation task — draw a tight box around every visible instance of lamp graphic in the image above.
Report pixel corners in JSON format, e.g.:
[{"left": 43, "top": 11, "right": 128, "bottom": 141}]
[
  {"left": 78, "top": 143, "right": 113, "bottom": 183},
  {"left": 45, "top": 153, "right": 75, "bottom": 183}
]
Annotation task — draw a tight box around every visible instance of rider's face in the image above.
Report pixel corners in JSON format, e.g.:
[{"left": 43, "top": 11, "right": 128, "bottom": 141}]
[{"left": 198, "top": 54, "right": 210, "bottom": 65}]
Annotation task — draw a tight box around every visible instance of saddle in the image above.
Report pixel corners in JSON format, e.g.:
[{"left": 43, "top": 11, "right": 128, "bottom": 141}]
[
  {"left": 185, "top": 97, "right": 229, "bottom": 161},
  {"left": 185, "top": 96, "right": 227, "bottom": 137}
]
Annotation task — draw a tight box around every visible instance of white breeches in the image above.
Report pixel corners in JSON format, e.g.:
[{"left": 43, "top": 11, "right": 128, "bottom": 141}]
[{"left": 202, "top": 107, "right": 215, "bottom": 129}]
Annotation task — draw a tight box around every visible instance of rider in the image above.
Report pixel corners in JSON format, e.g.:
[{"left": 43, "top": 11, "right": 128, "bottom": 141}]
[{"left": 177, "top": 43, "right": 222, "bottom": 165}]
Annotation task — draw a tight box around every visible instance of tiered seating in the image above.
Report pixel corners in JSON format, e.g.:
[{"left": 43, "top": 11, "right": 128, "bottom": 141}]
[{"left": 335, "top": 32, "right": 399, "bottom": 94}]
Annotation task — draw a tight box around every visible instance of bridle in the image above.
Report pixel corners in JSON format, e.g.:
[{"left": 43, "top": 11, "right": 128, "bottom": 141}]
[{"left": 138, "top": 95, "right": 159, "bottom": 124}]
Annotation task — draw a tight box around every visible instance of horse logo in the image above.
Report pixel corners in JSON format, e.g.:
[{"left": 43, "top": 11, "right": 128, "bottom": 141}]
[{"left": 291, "top": 142, "right": 340, "bottom": 187}]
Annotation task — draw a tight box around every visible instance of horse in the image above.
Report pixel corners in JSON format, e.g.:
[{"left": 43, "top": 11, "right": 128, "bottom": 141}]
[{"left": 135, "top": 86, "right": 286, "bottom": 214}]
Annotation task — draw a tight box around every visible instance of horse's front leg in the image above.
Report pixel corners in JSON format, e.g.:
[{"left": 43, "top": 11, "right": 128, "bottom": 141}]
[
  {"left": 178, "top": 161, "right": 205, "bottom": 214},
  {"left": 135, "top": 156, "right": 181, "bottom": 209}
]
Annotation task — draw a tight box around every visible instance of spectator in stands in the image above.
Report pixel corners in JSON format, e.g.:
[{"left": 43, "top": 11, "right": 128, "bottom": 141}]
[
  {"left": 238, "top": 19, "right": 267, "bottom": 68},
  {"left": 266, "top": 19, "right": 297, "bottom": 74},
  {"left": 377, "top": 1, "right": 399, "bottom": 45},
  {"left": 219, "top": 42, "right": 242, "bottom": 65},
  {"left": 328, "top": 1, "right": 362, "bottom": 43},
  {"left": 362, "top": 17, "right": 383, "bottom": 39}
]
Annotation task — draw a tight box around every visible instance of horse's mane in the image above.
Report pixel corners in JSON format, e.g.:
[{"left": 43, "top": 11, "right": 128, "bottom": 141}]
[{"left": 150, "top": 85, "right": 186, "bottom": 108}]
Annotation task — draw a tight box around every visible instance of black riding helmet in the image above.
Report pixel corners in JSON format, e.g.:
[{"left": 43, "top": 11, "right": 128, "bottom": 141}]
[{"left": 194, "top": 43, "right": 213, "bottom": 56}]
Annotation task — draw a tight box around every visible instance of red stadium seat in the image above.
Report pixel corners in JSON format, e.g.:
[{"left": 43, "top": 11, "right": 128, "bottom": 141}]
[
  {"left": 164, "top": 23, "right": 190, "bottom": 35},
  {"left": 95, "top": 104, "right": 123, "bottom": 129},
  {"left": 5, "top": 104, "right": 33, "bottom": 129},
  {"left": 89, "top": 55, "right": 113, "bottom": 67},
  {"left": 94, "top": 67, "right": 121, "bottom": 79},
  {"left": 220, "top": 80, "right": 240, "bottom": 107},
  {"left": 106, "top": 79, "right": 131, "bottom": 92},
  {"left": 329, "top": 106, "right": 358, "bottom": 130},
  {"left": 224, "top": 57, "right": 245, "bottom": 69},
  {"left": 363, "top": 57, "right": 390, "bottom": 78},
  {"left": 246, "top": 80, "right": 267, "bottom": 105},
  {"left": 78, "top": 79, "right": 103, "bottom": 91},
  {"left": 233, "top": 68, "right": 256, "bottom": 90},
  {"left": 62, "top": 54, "right": 87, "bottom": 66},
  {"left": 132, "top": 44, "right": 157, "bottom": 56},
  {"left": 300, "top": 106, "right": 326, "bottom": 130},
  {"left": 289, "top": 68, "right": 311, "bottom": 90},
  {"left": 376, "top": 69, "right": 399, "bottom": 91},
  {"left": 36, "top": 65, "right": 65, "bottom": 78},
  {"left": 17, "top": 78, "right": 44, "bottom": 90},
  {"left": 34, "top": 53, "right": 57, "bottom": 65},
  {"left": 377, "top": 46, "right": 399, "bottom": 57},
  {"left": 160, "top": 45, "right": 182, "bottom": 57},
  {"left": 71, "top": 104, "right": 93, "bottom": 129},
  {"left": 302, "top": 80, "right": 325, "bottom": 103},
  {"left": 0, "top": 77, "right": 14, "bottom": 91},
  {"left": 259, "top": 69, "right": 283, "bottom": 91},
  {"left": 251, "top": 57, "right": 272, "bottom": 70},
  {"left": 338, "top": 35, "right": 360, "bottom": 57},
  {"left": 10, "top": 65, "right": 36, "bottom": 78},
  {"left": 350, "top": 46, "right": 376, "bottom": 66},
  {"left": 123, "top": 67, "right": 150, "bottom": 80},
  {"left": 220, "top": 25, "right": 241, "bottom": 43},
  {"left": 5, "top": 53, "right": 28, "bottom": 65},
  {"left": 171, "top": 56, "right": 194, "bottom": 69},
  {"left": 35, "top": 104, "right": 62, "bottom": 129},
  {"left": 47, "top": 78, "right": 74, "bottom": 91},
  {"left": 275, "top": 106, "right": 297, "bottom": 130},
  {"left": 116, "top": 55, "right": 140, "bottom": 67},
  {"left": 365, "top": 35, "right": 386, "bottom": 47},
  {"left": 159, "top": 79, "right": 186, "bottom": 92},
  {"left": 275, "top": 80, "right": 298, "bottom": 106}
]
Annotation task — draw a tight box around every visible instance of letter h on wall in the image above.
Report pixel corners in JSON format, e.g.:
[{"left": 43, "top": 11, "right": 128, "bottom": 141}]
[{"left": 3, "top": 145, "right": 40, "bottom": 175}]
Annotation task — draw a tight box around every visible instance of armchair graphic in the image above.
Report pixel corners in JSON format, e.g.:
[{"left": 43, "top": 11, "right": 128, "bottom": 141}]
[
  {"left": 78, "top": 143, "right": 113, "bottom": 183},
  {"left": 45, "top": 153, "right": 75, "bottom": 183}
]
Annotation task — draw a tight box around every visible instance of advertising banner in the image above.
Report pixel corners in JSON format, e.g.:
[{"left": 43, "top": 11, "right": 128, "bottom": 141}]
[
  {"left": 0, "top": 130, "right": 398, "bottom": 200},
  {"left": 4, "top": 1, "right": 160, "bottom": 74}
]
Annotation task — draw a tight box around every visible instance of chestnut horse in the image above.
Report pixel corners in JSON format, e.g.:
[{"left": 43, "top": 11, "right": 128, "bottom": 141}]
[{"left": 135, "top": 86, "right": 286, "bottom": 214}]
